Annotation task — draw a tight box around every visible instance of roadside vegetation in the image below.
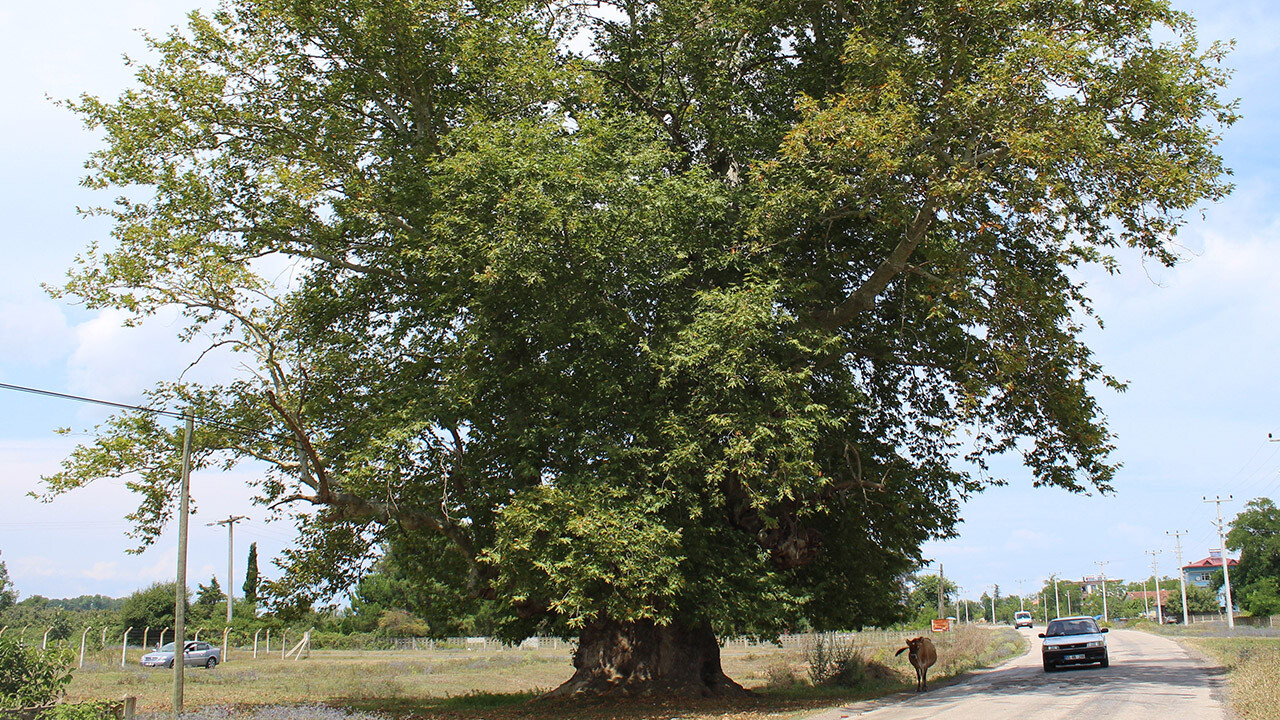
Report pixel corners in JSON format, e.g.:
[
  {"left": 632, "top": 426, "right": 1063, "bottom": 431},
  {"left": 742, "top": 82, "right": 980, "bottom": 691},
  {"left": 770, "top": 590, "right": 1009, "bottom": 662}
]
[
  {"left": 57, "top": 626, "right": 1023, "bottom": 719},
  {"left": 1183, "top": 638, "right": 1280, "bottom": 720}
]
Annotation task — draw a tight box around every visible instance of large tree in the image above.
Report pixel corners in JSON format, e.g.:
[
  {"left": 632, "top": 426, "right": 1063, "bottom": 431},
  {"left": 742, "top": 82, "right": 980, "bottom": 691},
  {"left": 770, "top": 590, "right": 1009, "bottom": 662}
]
[
  {"left": 1227, "top": 498, "right": 1280, "bottom": 616},
  {"left": 42, "top": 0, "right": 1233, "bottom": 697}
]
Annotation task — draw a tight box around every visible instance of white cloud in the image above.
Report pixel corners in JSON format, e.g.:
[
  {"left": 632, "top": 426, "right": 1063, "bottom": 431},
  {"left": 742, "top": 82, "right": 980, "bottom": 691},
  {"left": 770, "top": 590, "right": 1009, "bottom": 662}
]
[
  {"left": 82, "top": 561, "right": 119, "bottom": 581},
  {"left": 0, "top": 297, "right": 74, "bottom": 367},
  {"left": 13, "top": 556, "right": 58, "bottom": 578}
]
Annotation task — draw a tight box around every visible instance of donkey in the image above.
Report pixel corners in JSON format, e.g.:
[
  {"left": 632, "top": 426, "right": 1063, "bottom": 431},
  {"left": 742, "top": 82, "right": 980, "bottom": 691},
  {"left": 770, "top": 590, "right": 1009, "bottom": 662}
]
[{"left": 895, "top": 636, "right": 938, "bottom": 691}]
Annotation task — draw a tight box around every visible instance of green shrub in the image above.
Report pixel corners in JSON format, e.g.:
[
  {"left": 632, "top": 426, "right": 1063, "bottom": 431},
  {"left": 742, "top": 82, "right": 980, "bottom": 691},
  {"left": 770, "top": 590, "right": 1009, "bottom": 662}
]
[
  {"left": 0, "top": 637, "right": 75, "bottom": 709},
  {"left": 40, "top": 702, "right": 118, "bottom": 720},
  {"left": 804, "top": 635, "right": 866, "bottom": 687}
]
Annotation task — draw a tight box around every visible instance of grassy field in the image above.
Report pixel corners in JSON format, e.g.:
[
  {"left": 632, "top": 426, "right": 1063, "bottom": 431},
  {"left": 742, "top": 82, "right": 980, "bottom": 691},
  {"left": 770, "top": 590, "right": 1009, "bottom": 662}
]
[
  {"left": 61, "top": 626, "right": 1024, "bottom": 719},
  {"left": 1183, "top": 637, "right": 1280, "bottom": 720}
]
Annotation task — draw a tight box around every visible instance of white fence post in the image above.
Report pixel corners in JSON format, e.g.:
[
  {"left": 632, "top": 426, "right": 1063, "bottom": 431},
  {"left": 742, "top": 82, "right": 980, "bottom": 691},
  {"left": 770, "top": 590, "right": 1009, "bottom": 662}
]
[
  {"left": 254, "top": 628, "right": 261, "bottom": 659},
  {"left": 121, "top": 627, "right": 133, "bottom": 668},
  {"left": 79, "top": 626, "right": 92, "bottom": 668},
  {"left": 42, "top": 626, "right": 53, "bottom": 649}
]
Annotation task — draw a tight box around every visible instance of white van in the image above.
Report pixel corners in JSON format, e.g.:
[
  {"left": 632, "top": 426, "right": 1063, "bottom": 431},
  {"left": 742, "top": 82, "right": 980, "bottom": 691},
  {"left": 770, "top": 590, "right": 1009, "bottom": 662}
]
[{"left": 1014, "top": 610, "right": 1034, "bottom": 629}]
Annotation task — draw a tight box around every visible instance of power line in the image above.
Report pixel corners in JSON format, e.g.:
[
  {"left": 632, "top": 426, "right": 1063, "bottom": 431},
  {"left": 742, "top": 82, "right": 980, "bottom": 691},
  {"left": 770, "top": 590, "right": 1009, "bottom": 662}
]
[
  {"left": 0, "top": 381, "right": 279, "bottom": 441},
  {"left": 0, "top": 381, "right": 185, "bottom": 420}
]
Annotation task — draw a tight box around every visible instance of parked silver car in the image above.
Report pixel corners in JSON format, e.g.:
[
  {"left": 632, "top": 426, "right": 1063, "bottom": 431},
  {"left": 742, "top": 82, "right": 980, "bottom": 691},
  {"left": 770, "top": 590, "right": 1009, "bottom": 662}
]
[{"left": 140, "top": 640, "right": 221, "bottom": 669}]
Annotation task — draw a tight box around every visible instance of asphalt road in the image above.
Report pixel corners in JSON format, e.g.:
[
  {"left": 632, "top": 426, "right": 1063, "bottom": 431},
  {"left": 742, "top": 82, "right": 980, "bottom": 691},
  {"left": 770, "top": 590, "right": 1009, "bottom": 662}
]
[{"left": 807, "top": 627, "right": 1230, "bottom": 720}]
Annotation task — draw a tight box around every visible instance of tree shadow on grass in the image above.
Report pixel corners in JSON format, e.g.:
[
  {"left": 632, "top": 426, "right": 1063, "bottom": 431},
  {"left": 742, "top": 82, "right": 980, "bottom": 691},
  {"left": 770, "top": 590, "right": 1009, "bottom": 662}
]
[{"left": 337, "top": 680, "right": 918, "bottom": 720}]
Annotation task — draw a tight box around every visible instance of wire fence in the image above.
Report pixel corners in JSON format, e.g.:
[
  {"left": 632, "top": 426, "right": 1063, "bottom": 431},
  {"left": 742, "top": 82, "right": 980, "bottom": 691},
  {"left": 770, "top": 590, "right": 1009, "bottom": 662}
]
[{"left": 2, "top": 625, "right": 929, "bottom": 663}]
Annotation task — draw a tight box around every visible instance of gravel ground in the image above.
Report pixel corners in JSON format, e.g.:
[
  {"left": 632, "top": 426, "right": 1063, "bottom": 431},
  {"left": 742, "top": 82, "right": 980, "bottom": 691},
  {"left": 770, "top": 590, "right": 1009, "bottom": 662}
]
[{"left": 138, "top": 705, "right": 389, "bottom": 720}]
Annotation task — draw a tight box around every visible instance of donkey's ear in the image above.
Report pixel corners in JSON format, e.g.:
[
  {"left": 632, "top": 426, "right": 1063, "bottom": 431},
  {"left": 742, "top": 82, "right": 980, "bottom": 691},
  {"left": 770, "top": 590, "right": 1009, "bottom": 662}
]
[{"left": 895, "top": 646, "right": 907, "bottom": 656}]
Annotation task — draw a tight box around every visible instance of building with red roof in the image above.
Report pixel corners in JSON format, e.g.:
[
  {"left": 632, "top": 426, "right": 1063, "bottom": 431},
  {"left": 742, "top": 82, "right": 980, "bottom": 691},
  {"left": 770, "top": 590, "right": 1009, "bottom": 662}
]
[{"left": 1182, "top": 550, "right": 1238, "bottom": 588}]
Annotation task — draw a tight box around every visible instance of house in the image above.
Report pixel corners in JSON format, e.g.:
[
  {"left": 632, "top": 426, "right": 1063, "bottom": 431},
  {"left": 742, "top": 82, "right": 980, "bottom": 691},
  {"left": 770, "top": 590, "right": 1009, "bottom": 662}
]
[
  {"left": 1125, "top": 589, "right": 1171, "bottom": 612},
  {"left": 1182, "top": 549, "right": 1237, "bottom": 588}
]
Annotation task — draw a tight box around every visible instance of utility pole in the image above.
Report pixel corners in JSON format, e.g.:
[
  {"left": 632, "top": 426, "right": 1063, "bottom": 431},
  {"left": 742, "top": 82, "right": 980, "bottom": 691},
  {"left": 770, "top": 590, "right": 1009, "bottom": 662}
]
[
  {"left": 1205, "top": 495, "right": 1236, "bottom": 629},
  {"left": 1168, "top": 530, "right": 1190, "bottom": 625},
  {"left": 173, "top": 411, "right": 194, "bottom": 718},
  {"left": 1051, "top": 574, "right": 1061, "bottom": 618},
  {"left": 1095, "top": 561, "right": 1110, "bottom": 621},
  {"left": 938, "top": 564, "right": 945, "bottom": 619},
  {"left": 1016, "top": 579, "right": 1027, "bottom": 611},
  {"left": 1145, "top": 550, "right": 1164, "bottom": 624},
  {"left": 207, "top": 515, "right": 249, "bottom": 625}
]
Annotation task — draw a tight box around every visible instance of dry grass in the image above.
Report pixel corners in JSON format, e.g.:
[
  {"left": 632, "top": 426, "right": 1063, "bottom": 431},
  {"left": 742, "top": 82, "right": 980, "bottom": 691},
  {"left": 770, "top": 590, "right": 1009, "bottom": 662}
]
[
  {"left": 63, "top": 627, "right": 1023, "bottom": 720},
  {"left": 1184, "top": 637, "right": 1280, "bottom": 720}
]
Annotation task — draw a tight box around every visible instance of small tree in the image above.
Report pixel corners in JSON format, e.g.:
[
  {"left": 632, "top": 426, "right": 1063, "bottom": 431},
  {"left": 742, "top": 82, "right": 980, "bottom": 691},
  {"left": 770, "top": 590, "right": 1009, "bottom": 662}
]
[
  {"left": 1166, "top": 583, "right": 1221, "bottom": 616},
  {"left": 243, "top": 543, "right": 260, "bottom": 604},
  {"left": 0, "top": 637, "right": 74, "bottom": 709},
  {"left": 196, "top": 576, "right": 224, "bottom": 607},
  {"left": 0, "top": 550, "right": 16, "bottom": 610}
]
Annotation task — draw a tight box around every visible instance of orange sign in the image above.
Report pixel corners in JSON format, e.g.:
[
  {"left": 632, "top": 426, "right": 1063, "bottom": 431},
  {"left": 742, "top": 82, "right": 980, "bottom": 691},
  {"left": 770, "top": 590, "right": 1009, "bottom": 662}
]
[{"left": 931, "top": 618, "right": 951, "bottom": 632}]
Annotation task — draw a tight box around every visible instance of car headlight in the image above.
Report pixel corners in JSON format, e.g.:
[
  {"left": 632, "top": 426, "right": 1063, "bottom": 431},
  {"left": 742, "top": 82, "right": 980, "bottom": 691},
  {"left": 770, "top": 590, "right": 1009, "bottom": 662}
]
[{"left": 1084, "top": 641, "right": 1102, "bottom": 648}]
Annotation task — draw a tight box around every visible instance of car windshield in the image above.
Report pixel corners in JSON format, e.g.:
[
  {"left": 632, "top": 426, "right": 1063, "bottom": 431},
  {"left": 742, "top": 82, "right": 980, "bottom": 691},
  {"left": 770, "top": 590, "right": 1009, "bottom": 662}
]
[
  {"left": 1046, "top": 619, "right": 1100, "bottom": 636},
  {"left": 158, "top": 642, "right": 175, "bottom": 652}
]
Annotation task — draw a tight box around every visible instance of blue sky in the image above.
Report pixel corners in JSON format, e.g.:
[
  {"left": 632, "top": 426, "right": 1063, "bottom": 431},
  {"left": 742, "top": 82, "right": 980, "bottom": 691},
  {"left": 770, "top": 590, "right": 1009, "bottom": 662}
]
[{"left": 1, "top": 1, "right": 1278, "bottom": 609}]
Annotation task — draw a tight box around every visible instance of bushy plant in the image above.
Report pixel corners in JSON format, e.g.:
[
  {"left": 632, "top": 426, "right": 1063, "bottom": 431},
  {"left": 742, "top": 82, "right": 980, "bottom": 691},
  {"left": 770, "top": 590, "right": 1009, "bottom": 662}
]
[
  {"left": 804, "top": 635, "right": 866, "bottom": 687},
  {"left": 0, "top": 637, "right": 74, "bottom": 709},
  {"left": 40, "top": 702, "right": 118, "bottom": 720}
]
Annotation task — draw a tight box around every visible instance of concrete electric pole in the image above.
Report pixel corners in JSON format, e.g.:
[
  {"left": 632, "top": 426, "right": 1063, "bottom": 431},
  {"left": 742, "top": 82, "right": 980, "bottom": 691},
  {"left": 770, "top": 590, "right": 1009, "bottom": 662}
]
[
  {"left": 938, "top": 564, "right": 946, "bottom": 619},
  {"left": 1051, "top": 574, "right": 1061, "bottom": 619},
  {"left": 1095, "top": 561, "right": 1110, "bottom": 621},
  {"left": 1168, "top": 530, "right": 1190, "bottom": 625},
  {"left": 208, "top": 515, "right": 249, "bottom": 625},
  {"left": 1204, "top": 495, "right": 1236, "bottom": 629},
  {"left": 1145, "top": 549, "right": 1164, "bottom": 624}
]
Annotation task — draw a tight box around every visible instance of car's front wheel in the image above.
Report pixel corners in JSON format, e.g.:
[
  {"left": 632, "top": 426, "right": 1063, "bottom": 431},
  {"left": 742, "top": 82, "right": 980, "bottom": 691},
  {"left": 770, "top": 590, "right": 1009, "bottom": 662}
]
[
  {"left": 1043, "top": 659, "right": 1054, "bottom": 672},
  {"left": 205, "top": 656, "right": 218, "bottom": 669},
  {"left": 1099, "top": 654, "right": 1109, "bottom": 668},
  {"left": 166, "top": 659, "right": 174, "bottom": 669}
]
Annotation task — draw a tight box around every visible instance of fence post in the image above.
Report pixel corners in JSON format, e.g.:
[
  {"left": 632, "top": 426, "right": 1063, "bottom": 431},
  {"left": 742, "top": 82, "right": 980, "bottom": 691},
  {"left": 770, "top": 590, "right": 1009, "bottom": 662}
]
[
  {"left": 265, "top": 628, "right": 270, "bottom": 655},
  {"left": 80, "top": 625, "right": 92, "bottom": 668},
  {"left": 43, "top": 626, "right": 53, "bottom": 649},
  {"left": 121, "top": 627, "right": 133, "bottom": 668},
  {"left": 122, "top": 695, "right": 137, "bottom": 720},
  {"left": 254, "top": 628, "right": 261, "bottom": 659},
  {"left": 281, "top": 630, "right": 286, "bottom": 660},
  {"left": 222, "top": 627, "right": 230, "bottom": 663},
  {"left": 101, "top": 626, "right": 109, "bottom": 650}
]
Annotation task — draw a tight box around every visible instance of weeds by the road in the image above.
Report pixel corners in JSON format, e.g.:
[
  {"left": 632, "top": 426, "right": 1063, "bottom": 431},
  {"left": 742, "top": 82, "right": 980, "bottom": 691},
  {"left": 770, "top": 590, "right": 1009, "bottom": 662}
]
[
  {"left": 1184, "top": 637, "right": 1280, "bottom": 720},
  {"left": 64, "top": 626, "right": 1025, "bottom": 720}
]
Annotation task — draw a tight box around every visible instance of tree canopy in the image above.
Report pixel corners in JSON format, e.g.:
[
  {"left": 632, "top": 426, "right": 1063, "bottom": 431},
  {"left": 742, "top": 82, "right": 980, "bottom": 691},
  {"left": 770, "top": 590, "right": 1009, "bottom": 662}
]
[
  {"left": 1227, "top": 498, "right": 1280, "bottom": 616},
  {"left": 119, "top": 582, "right": 188, "bottom": 635},
  {"left": 0, "top": 551, "right": 15, "bottom": 611},
  {"left": 43, "top": 0, "right": 1235, "bottom": 696}
]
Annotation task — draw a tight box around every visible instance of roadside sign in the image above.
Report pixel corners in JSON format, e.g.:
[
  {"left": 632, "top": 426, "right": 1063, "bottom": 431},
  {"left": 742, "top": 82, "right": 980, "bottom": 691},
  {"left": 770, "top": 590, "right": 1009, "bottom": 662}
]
[{"left": 931, "top": 618, "right": 951, "bottom": 632}]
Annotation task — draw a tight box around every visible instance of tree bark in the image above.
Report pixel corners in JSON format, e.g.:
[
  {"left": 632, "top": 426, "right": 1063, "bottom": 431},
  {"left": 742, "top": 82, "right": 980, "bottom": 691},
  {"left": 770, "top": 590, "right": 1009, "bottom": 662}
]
[{"left": 550, "top": 618, "right": 748, "bottom": 698}]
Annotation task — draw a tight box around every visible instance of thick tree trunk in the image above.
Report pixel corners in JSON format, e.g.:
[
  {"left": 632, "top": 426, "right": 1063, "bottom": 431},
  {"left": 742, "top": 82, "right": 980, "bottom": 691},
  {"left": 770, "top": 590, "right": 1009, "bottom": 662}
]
[{"left": 549, "top": 618, "right": 748, "bottom": 698}]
